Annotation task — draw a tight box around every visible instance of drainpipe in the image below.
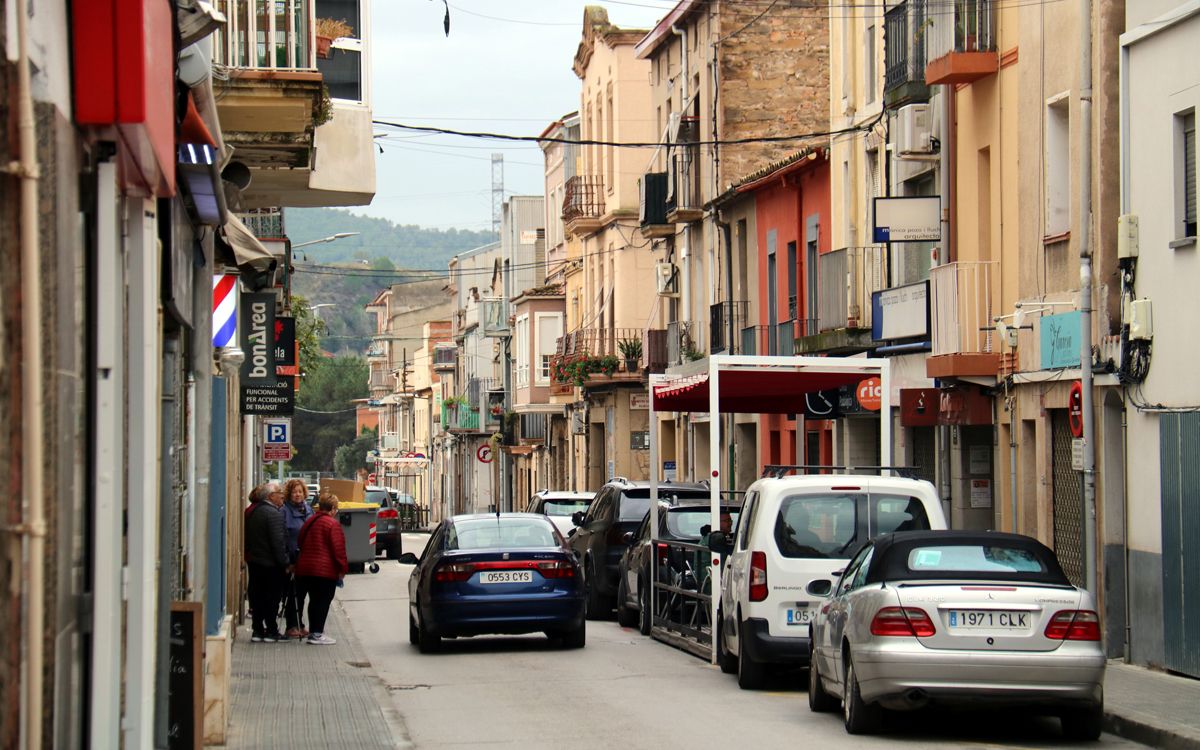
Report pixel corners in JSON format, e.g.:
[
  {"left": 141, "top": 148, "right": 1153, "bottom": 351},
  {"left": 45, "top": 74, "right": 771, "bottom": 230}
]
[
  {"left": 937, "top": 85, "right": 954, "bottom": 510},
  {"left": 673, "top": 24, "right": 693, "bottom": 478},
  {"left": 12, "top": 3, "right": 47, "bottom": 746},
  {"left": 1078, "top": 0, "right": 1097, "bottom": 597}
]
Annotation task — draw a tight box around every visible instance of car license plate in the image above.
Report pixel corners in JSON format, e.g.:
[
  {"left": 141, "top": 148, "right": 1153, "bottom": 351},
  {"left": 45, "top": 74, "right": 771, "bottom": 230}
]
[
  {"left": 479, "top": 570, "right": 533, "bottom": 584},
  {"left": 786, "top": 605, "right": 813, "bottom": 626},
  {"left": 947, "top": 609, "right": 1029, "bottom": 629}
]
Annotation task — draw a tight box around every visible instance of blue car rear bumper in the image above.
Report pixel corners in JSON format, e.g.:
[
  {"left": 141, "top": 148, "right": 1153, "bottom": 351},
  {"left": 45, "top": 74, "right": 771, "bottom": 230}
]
[{"left": 425, "top": 592, "right": 586, "bottom": 637}]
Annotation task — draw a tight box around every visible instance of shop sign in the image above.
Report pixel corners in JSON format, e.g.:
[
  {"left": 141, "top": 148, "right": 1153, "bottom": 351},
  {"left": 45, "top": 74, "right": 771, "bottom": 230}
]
[
  {"left": 871, "top": 281, "right": 929, "bottom": 341},
  {"left": 1039, "top": 311, "right": 1082, "bottom": 369},
  {"left": 240, "top": 293, "right": 294, "bottom": 415},
  {"left": 900, "top": 388, "right": 940, "bottom": 426}
]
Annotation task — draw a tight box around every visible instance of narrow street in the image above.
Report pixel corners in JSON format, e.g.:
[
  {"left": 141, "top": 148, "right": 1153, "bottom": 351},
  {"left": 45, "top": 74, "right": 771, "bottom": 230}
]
[{"left": 332, "top": 533, "right": 1145, "bottom": 750}]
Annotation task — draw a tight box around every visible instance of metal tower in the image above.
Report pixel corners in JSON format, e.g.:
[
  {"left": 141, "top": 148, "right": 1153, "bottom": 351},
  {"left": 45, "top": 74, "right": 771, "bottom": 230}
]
[{"left": 491, "top": 153, "right": 504, "bottom": 235}]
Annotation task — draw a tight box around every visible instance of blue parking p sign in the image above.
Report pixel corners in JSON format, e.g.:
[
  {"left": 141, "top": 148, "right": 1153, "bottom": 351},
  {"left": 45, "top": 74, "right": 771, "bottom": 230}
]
[{"left": 264, "top": 420, "right": 290, "bottom": 444}]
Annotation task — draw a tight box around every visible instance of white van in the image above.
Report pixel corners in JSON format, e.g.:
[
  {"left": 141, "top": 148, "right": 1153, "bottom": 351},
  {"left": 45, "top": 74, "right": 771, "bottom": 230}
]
[{"left": 716, "top": 474, "right": 947, "bottom": 689}]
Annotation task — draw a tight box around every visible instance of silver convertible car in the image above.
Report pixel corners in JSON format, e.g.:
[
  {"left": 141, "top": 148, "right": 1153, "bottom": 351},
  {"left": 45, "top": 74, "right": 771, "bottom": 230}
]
[{"left": 808, "top": 530, "right": 1105, "bottom": 740}]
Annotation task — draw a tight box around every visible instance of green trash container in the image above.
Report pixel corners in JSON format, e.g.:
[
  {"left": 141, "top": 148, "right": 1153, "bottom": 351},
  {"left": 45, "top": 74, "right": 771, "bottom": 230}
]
[{"left": 337, "top": 501, "right": 380, "bottom": 574}]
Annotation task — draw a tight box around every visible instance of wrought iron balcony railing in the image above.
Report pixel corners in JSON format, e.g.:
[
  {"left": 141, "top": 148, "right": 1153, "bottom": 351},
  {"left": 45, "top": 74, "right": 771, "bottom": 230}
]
[
  {"left": 883, "top": 1, "right": 930, "bottom": 105},
  {"left": 562, "top": 175, "right": 605, "bottom": 222},
  {"left": 709, "top": 301, "right": 750, "bottom": 354}
]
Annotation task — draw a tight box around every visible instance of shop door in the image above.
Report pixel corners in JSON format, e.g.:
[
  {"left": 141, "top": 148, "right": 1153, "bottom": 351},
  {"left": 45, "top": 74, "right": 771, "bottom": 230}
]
[
  {"left": 1051, "top": 411, "right": 1085, "bottom": 588},
  {"left": 1161, "top": 413, "right": 1200, "bottom": 677},
  {"left": 911, "top": 427, "right": 936, "bottom": 484}
]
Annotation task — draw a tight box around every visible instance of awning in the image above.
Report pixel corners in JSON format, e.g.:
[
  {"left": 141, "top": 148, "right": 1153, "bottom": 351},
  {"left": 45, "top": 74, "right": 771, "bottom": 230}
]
[
  {"left": 219, "top": 213, "right": 279, "bottom": 275},
  {"left": 653, "top": 365, "right": 868, "bottom": 414}
]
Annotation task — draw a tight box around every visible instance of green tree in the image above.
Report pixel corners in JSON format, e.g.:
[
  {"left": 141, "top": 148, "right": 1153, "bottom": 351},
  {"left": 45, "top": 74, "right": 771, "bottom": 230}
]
[
  {"left": 290, "top": 294, "right": 327, "bottom": 377},
  {"left": 290, "top": 355, "right": 368, "bottom": 472},
  {"left": 334, "top": 426, "right": 377, "bottom": 479}
]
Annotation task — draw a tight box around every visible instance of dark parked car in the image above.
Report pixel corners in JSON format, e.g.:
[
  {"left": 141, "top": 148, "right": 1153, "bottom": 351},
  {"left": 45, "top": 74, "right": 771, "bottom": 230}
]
[
  {"left": 365, "top": 486, "right": 402, "bottom": 559},
  {"left": 565, "top": 479, "right": 710, "bottom": 620},
  {"left": 402, "top": 513, "right": 586, "bottom": 652},
  {"left": 388, "top": 488, "right": 421, "bottom": 529},
  {"left": 616, "top": 499, "right": 741, "bottom": 634}
]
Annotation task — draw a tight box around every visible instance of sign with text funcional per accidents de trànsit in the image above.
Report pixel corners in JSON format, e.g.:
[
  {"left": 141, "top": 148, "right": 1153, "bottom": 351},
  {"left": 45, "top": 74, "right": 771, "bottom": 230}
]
[{"left": 239, "top": 292, "right": 294, "bottom": 416}]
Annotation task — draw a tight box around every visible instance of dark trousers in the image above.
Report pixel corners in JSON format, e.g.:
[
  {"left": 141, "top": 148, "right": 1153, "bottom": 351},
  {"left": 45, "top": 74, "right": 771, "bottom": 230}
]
[
  {"left": 248, "top": 562, "right": 285, "bottom": 635},
  {"left": 303, "top": 576, "right": 337, "bottom": 634},
  {"left": 284, "top": 575, "right": 308, "bottom": 630}
]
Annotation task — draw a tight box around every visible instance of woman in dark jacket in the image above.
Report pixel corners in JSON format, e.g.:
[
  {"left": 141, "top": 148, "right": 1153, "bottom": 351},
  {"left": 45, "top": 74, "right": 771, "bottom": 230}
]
[
  {"left": 295, "top": 493, "right": 349, "bottom": 645},
  {"left": 281, "top": 478, "right": 314, "bottom": 638}
]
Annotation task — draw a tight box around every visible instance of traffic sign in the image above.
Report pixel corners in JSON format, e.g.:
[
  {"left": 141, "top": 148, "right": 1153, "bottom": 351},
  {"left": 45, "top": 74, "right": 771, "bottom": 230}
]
[
  {"left": 263, "top": 418, "right": 291, "bottom": 444},
  {"left": 476, "top": 444, "right": 493, "bottom": 464},
  {"left": 367, "top": 472, "right": 377, "bottom": 484},
  {"left": 263, "top": 444, "right": 291, "bottom": 461}
]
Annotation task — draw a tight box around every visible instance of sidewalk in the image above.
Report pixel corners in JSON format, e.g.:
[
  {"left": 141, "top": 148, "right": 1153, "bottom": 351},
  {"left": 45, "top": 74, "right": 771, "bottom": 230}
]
[
  {"left": 1105, "top": 660, "right": 1200, "bottom": 749},
  {"left": 222, "top": 601, "right": 411, "bottom": 749}
]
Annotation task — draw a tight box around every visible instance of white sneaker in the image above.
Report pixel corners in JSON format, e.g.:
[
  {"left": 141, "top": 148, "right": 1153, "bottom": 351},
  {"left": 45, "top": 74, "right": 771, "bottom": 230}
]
[{"left": 306, "top": 633, "right": 336, "bottom": 645}]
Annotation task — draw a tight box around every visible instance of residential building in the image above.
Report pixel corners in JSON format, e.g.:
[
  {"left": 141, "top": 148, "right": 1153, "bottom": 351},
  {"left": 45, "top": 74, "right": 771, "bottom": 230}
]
[
  {"left": 557, "top": 7, "right": 656, "bottom": 490},
  {"left": 1119, "top": 1, "right": 1200, "bottom": 678}
]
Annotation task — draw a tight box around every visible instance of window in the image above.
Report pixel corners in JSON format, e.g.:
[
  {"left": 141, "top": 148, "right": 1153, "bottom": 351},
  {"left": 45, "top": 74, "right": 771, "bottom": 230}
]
[
  {"left": 1176, "top": 109, "right": 1197, "bottom": 239},
  {"left": 535, "top": 312, "right": 563, "bottom": 386},
  {"left": 1045, "top": 94, "right": 1071, "bottom": 236},
  {"left": 870, "top": 494, "right": 931, "bottom": 534},
  {"left": 447, "top": 517, "right": 558, "bottom": 550},
  {"left": 736, "top": 492, "right": 758, "bottom": 551},
  {"left": 514, "top": 314, "right": 530, "bottom": 387},
  {"left": 774, "top": 494, "right": 859, "bottom": 559},
  {"left": 906, "top": 545, "right": 1048, "bottom": 574},
  {"left": 865, "top": 24, "right": 877, "bottom": 105},
  {"left": 315, "top": 0, "right": 363, "bottom": 102},
  {"left": 606, "top": 85, "right": 615, "bottom": 192}
]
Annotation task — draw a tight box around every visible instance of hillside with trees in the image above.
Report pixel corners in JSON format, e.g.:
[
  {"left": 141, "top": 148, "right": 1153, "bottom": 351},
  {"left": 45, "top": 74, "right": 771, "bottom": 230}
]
[{"left": 284, "top": 207, "right": 495, "bottom": 268}]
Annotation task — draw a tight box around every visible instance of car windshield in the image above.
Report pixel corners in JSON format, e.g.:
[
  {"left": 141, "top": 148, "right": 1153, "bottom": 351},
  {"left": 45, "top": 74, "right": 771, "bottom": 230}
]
[
  {"left": 665, "top": 508, "right": 741, "bottom": 540},
  {"left": 775, "top": 494, "right": 859, "bottom": 559},
  {"left": 542, "top": 499, "right": 591, "bottom": 516},
  {"left": 906, "top": 544, "right": 1049, "bottom": 575},
  {"left": 446, "top": 518, "right": 559, "bottom": 550},
  {"left": 618, "top": 489, "right": 709, "bottom": 522}
]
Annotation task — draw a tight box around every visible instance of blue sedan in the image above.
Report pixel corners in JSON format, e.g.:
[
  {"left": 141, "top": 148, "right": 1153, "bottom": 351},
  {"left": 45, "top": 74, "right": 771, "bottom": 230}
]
[{"left": 403, "top": 513, "right": 586, "bottom": 652}]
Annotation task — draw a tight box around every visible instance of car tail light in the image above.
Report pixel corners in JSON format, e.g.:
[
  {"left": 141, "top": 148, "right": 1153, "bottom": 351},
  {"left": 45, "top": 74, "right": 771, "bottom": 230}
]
[
  {"left": 657, "top": 542, "right": 669, "bottom": 563},
  {"left": 534, "top": 560, "right": 576, "bottom": 579},
  {"left": 433, "top": 562, "right": 474, "bottom": 583},
  {"left": 377, "top": 508, "right": 398, "bottom": 519},
  {"left": 749, "top": 551, "right": 768, "bottom": 602},
  {"left": 1044, "top": 610, "right": 1101, "bottom": 641},
  {"left": 870, "top": 607, "right": 936, "bottom": 637}
]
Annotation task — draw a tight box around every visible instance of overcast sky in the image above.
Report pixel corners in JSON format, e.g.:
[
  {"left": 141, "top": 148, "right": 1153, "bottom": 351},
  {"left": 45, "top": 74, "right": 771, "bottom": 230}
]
[{"left": 361, "top": 1, "right": 668, "bottom": 231}]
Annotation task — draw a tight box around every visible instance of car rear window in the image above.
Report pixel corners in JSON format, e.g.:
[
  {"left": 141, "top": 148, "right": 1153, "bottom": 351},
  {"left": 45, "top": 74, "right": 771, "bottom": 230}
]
[
  {"left": 872, "top": 494, "right": 931, "bottom": 534},
  {"left": 775, "top": 494, "right": 859, "bottom": 559},
  {"left": 665, "top": 508, "right": 741, "bottom": 540},
  {"left": 618, "top": 489, "right": 709, "bottom": 522},
  {"left": 542, "top": 499, "right": 591, "bottom": 517},
  {"left": 365, "top": 490, "right": 389, "bottom": 506},
  {"left": 906, "top": 544, "right": 1049, "bottom": 575},
  {"left": 447, "top": 518, "right": 558, "bottom": 550}
]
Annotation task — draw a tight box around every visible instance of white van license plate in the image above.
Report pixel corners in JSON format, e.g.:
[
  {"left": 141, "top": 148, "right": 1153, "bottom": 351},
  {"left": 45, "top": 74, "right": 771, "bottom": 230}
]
[
  {"left": 948, "top": 610, "right": 1029, "bottom": 629},
  {"left": 786, "top": 607, "right": 812, "bottom": 626},
  {"left": 480, "top": 570, "right": 533, "bottom": 584}
]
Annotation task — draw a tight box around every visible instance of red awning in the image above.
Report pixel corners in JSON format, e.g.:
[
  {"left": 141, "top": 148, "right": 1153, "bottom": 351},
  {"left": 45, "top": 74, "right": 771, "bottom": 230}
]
[{"left": 653, "top": 368, "right": 869, "bottom": 414}]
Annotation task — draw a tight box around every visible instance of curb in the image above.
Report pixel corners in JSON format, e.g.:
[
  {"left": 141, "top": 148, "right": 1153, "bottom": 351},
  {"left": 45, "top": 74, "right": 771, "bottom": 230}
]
[
  {"left": 332, "top": 599, "right": 416, "bottom": 750},
  {"left": 1104, "top": 709, "right": 1200, "bottom": 750}
]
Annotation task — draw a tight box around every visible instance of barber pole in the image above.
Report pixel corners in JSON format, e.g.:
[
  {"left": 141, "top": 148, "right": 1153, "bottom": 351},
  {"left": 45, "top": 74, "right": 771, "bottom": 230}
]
[{"left": 212, "top": 274, "right": 237, "bottom": 347}]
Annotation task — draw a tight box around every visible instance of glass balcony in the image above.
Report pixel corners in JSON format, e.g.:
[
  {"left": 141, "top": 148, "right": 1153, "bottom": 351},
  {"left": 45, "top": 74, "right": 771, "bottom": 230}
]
[{"left": 214, "top": 0, "right": 314, "bottom": 70}]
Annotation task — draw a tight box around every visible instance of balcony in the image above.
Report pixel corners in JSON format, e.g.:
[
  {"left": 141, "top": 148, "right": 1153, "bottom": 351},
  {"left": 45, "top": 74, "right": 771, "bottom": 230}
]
[
  {"left": 737, "top": 320, "right": 804, "bottom": 356},
  {"left": 667, "top": 146, "right": 703, "bottom": 224},
  {"left": 432, "top": 344, "right": 456, "bottom": 371},
  {"left": 240, "top": 208, "right": 285, "bottom": 239},
  {"left": 709, "top": 301, "right": 750, "bottom": 354},
  {"left": 441, "top": 403, "right": 481, "bottom": 433},
  {"left": 213, "top": 0, "right": 375, "bottom": 208},
  {"left": 926, "top": 260, "right": 1000, "bottom": 378},
  {"left": 924, "top": 0, "right": 998, "bottom": 86},
  {"left": 884, "top": 1, "right": 930, "bottom": 108},
  {"left": 639, "top": 172, "right": 673, "bottom": 238},
  {"left": 551, "top": 328, "right": 646, "bottom": 389},
  {"left": 799, "top": 246, "right": 887, "bottom": 354},
  {"left": 563, "top": 175, "right": 605, "bottom": 236},
  {"left": 644, "top": 329, "right": 668, "bottom": 374},
  {"left": 666, "top": 320, "right": 704, "bottom": 366}
]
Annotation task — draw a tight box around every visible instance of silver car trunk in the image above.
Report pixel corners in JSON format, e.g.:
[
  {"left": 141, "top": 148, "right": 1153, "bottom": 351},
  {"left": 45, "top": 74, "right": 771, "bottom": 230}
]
[{"left": 895, "top": 582, "right": 1083, "bottom": 652}]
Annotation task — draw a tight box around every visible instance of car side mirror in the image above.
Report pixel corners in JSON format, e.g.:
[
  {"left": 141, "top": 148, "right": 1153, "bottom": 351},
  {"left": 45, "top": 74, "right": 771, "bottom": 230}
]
[
  {"left": 806, "top": 580, "right": 833, "bottom": 597},
  {"left": 621, "top": 531, "right": 634, "bottom": 544},
  {"left": 397, "top": 552, "right": 419, "bottom": 565},
  {"left": 571, "top": 511, "right": 585, "bottom": 527},
  {"left": 566, "top": 528, "right": 577, "bottom": 538}
]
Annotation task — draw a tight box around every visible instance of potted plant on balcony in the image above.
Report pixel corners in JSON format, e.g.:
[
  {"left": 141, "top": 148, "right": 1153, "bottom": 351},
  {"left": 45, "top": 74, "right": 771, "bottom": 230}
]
[
  {"left": 618, "top": 338, "right": 642, "bottom": 373},
  {"left": 315, "top": 17, "right": 352, "bottom": 59}
]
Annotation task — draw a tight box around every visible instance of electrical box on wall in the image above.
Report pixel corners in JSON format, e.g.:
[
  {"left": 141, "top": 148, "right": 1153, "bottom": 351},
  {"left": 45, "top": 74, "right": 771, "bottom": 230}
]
[
  {"left": 1117, "top": 214, "right": 1139, "bottom": 259},
  {"left": 1129, "top": 299, "right": 1154, "bottom": 340}
]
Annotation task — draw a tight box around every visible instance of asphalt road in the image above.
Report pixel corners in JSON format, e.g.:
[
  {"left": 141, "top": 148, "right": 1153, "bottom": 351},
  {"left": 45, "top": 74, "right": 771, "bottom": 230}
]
[{"left": 338, "top": 532, "right": 1145, "bottom": 750}]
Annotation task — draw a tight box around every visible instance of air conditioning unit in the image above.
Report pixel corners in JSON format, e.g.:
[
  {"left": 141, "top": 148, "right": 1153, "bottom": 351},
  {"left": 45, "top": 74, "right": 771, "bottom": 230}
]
[
  {"left": 655, "top": 262, "right": 678, "bottom": 297},
  {"left": 896, "top": 104, "right": 934, "bottom": 155}
]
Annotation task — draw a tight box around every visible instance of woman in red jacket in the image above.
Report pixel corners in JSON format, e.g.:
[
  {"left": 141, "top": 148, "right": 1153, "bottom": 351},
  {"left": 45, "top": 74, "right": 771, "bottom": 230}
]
[{"left": 295, "top": 493, "right": 349, "bottom": 645}]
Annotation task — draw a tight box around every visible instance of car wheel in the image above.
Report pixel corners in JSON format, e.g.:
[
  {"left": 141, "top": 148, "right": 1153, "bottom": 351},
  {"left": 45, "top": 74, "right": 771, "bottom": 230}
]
[
  {"left": 808, "top": 643, "right": 837, "bottom": 712},
  {"left": 736, "top": 619, "right": 766, "bottom": 690},
  {"left": 416, "top": 608, "right": 440, "bottom": 654},
  {"left": 385, "top": 540, "right": 402, "bottom": 560},
  {"left": 585, "top": 561, "right": 608, "bottom": 621},
  {"left": 1060, "top": 701, "right": 1103, "bottom": 742},
  {"left": 561, "top": 620, "right": 586, "bottom": 649},
  {"left": 842, "top": 653, "right": 882, "bottom": 734},
  {"left": 716, "top": 613, "right": 736, "bottom": 674},
  {"left": 616, "top": 578, "right": 638, "bottom": 628},
  {"left": 637, "top": 584, "right": 652, "bottom": 636},
  {"left": 408, "top": 612, "right": 419, "bottom": 645}
]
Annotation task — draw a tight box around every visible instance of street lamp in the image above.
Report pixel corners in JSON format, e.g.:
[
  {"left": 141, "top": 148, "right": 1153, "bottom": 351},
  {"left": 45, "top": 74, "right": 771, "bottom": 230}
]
[{"left": 292, "top": 232, "right": 360, "bottom": 249}]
